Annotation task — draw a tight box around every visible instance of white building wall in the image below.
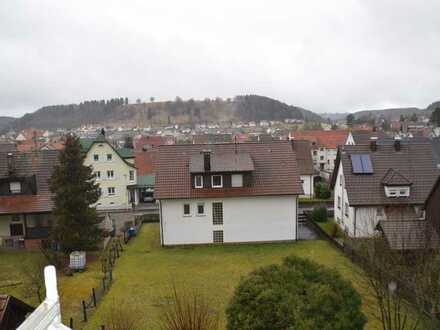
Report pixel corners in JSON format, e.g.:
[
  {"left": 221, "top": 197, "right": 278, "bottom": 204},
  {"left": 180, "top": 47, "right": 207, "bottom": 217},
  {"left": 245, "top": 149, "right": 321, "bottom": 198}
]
[
  {"left": 300, "top": 175, "right": 314, "bottom": 197},
  {"left": 160, "top": 195, "right": 297, "bottom": 245},
  {"left": 312, "top": 148, "right": 337, "bottom": 173}
]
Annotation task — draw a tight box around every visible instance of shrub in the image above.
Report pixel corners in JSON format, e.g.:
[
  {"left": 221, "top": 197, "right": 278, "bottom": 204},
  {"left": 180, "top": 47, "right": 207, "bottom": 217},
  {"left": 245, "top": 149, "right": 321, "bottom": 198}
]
[
  {"left": 312, "top": 205, "right": 328, "bottom": 223},
  {"left": 315, "top": 182, "right": 331, "bottom": 199},
  {"left": 226, "top": 256, "right": 366, "bottom": 330},
  {"left": 158, "top": 285, "right": 219, "bottom": 330}
]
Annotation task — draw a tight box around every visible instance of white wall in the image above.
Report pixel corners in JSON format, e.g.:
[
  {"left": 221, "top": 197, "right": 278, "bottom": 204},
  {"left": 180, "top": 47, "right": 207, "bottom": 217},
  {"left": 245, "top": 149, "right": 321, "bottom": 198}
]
[
  {"left": 300, "top": 175, "right": 314, "bottom": 197},
  {"left": 160, "top": 195, "right": 297, "bottom": 245},
  {"left": 312, "top": 147, "right": 337, "bottom": 173}
]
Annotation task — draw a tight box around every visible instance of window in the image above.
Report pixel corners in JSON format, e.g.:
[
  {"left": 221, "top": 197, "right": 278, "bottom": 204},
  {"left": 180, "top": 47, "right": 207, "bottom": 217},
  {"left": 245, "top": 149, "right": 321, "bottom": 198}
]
[
  {"left": 320, "top": 163, "right": 324, "bottom": 170},
  {"left": 213, "top": 230, "right": 224, "bottom": 243},
  {"left": 376, "top": 208, "right": 384, "bottom": 217},
  {"left": 97, "top": 188, "right": 102, "bottom": 196},
  {"left": 95, "top": 171, "right": 101, "bottom": 179},
  {"left": 327, "top": 160, "right": 330, "bottom": 164},
  {"left": 300, "top": 179, "right": 304, "bottom": 184},
  {"left": 337, "top": 196, "right": 341, "bottom": 209},
  {"left": 10, "top": 223, "right": 24, "bottom": 236},
  {"left": 107, "top": 170, "right": 114, "bottom": 179},
  {"left": 344, "top": 202, "right": 349, "bottom": 217},
  {"left": 384, "top": 186, "right": 410, "bottom": 198},
  {"left": 339, "top": 175, "right": 342, "bottom": 186},
  {"left": 108, "top": 187, "right": 115, "bottom": 195},
  {"left": 93, "top": 154, "right": 99, "bottom": 161},
  {"left": 194, "top": 175, "right": 203, "bottom": 188},
  {"left": 9, "top": 182, "right": 21, "bottom": 194},
  {"left": 183, "top": 204, "right": 191, "bottom": 216},
  {"left": 212, "top": 202, "right": 223, "bottom": 225},
  {"left": 197, "top": 203, "right": 205, "bottom": 216},
  {"left": 129, "top": 170, "right": 134, "bottom": 181},
  {"left": 107, "top": 154, "right": 112, "bottom": 161},
  {"left": 313, "top": 150, "right": 317, "bottom": 156},
  {"left": 12, "top": 214, "right": 20, "bottom": 222},
  {"left": 231, "top": 174, "right": 243, "bottom": 187},
  {"left": 320, "top": 147, "right": 324, "bottom": 151},
  {"left": 320, "top": 156, "right": 324, "bottom": 160},
  {"left": 212, "top": 175, "right": 223, "bottom": 188}
]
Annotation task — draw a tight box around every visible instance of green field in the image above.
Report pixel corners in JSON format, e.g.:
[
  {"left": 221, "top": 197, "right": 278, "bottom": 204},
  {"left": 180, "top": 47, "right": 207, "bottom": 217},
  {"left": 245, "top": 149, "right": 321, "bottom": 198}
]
[{"left": 84, "top": 223, "right": 382, "bottom": 329}]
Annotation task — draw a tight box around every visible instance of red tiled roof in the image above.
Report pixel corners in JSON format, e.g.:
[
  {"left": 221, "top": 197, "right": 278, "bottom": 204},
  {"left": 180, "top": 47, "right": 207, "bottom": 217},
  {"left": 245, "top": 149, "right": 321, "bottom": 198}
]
[
  {"left": 135, "top": 150, "right": 157, "bottom": 176},
  {"left": 291, "top": 130, "right": 349, "bottom": 149},
  {"left": 133, "top": 135, "right": 175, "bottom": 152},
  {"left": 154, "top": 142, "right": 303, "bottom": 199}
]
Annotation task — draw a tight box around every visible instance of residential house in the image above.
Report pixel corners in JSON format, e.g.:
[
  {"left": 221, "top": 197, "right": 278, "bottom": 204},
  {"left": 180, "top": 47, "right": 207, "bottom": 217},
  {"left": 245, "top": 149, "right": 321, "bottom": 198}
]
[
  {"left": 291, "top": 140, "right": 316, "bottom": 197},
  {"left": 0, "top": 150, "right": 58, "bottom": 249},
  {"left": 0, "top": 295, "right": 34, "bottom": 330},
  {"left": 154, "top": 142, "right": 303, "bottom": 245},
  {"left": 331, "top": 139, "right": 438, "bottom": 238},
  {"left": 345, "top": 130, "right": 389, "bottom": 145},
  {"left": 80, "top": 133, "right": 138, "bottom": 211},
  {"left": 290, "top": 129, "right": 349, "bottom": 178}
]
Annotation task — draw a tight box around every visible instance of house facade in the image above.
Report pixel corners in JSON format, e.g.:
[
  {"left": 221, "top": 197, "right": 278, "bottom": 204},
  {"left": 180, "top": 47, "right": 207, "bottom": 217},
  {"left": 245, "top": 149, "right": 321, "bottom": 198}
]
[
  {"left": 81, "top": 134, "right": 138, "bottom": 210},
  {"left": 0, "top": 150, "right": 58, "bottom": 249},
  {"left": 290, "top": 140, "right": 315, "bottom": 197},
  {"left": 331, "top": 139, "right": 438, "bottom": 238},
  {"left": 155, "top": 142, "right": 303, "bottom": 245}
]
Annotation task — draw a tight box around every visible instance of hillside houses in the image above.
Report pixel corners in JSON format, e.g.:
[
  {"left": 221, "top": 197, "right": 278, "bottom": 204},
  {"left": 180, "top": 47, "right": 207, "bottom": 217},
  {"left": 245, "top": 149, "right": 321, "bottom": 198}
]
[
  {"left": 331, "top": 139, "right": 438, "bottom": 239},
  {"left": 154, "top": 142, "right": 303, "bottom": 245}
]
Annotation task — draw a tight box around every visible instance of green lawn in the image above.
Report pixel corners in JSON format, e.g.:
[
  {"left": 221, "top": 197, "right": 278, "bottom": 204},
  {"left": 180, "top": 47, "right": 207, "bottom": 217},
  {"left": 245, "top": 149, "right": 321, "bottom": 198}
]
[
  {"left": 0, "top": 249, "right": 103, "bottom": 324},
  {"left": 85, "top": 223, "right": 382, "bottom": 330},
  {"left": 317, "top": 218, "right": 345, "bottom": 238}
]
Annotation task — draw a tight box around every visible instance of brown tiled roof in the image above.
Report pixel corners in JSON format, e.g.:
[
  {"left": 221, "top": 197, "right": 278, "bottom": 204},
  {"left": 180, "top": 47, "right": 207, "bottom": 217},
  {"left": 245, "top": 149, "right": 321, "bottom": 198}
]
[
  {"left": 335, "top": 143, "right": 438, "bottom": 206},
  {"left": 381, "top": 168, "right": 412, "bottom": 186},
  {"left": 291, "top": 130, "right": 349, "bottom": 149},
  {"left": 351, "top": 130, "right": 389, "bottom": 144},
  {"left": 379, "top": 220, "right": 440, "bottom": 250},
  {"left": 154, "top": 142, "right": 303, "bottom": 199},
  {"left": 0, "top": 150, "right": 59, "bottom": 215},
  {"left": 189, "top": 152, "right": 254, "bottom": 173},
  {"left": 135, "top": 150, "right": 157, "bottom": 175},
  {"left": 291, "top": 140, "right": 314, "bottom": 175}
]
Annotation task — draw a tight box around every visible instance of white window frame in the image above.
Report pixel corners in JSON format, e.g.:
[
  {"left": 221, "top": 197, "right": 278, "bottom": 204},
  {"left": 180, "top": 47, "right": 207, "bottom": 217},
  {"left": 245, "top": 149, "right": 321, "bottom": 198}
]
[
  {"left": 129, "top": 170, "right": 135, "bottom": 181},
  {"left": 107, "top": 153, "right": 113, "bottom": 161},
  {"left": 107, "top": 187, "right": 116, "bottom": 196},
  {"left": 95, "top": 171, "right": 101, "bottom": 180},
  {"left": 231, "top": 174, "right": 243, "bottom": 188},
  {"left": 385, "top": 186, "right": 410, "bottom": 198},
  {"left": 196, "top": 203, "right": 205, "bottom": 216},
  {"left": 211, "top": 175, "right": 223, "bottom": 188},
  {"left": 194, "top": 175, "right": 203, "bottom": 188},
  {"left": 93, "top": 154, "right": 99, "bottom": 161},
  {"left": 107, "top": 170, "right": 115, "bottom": 179},
  {"left": 183, "top": 203, "right": 191, "bottom": 217},
  {"left": 9, "top": 182, "right": 21, "bottom": 194}
]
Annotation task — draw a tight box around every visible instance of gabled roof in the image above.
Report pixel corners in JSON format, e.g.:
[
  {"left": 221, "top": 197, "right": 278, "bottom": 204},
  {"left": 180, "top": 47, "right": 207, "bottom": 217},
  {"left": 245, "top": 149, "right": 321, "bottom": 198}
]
[
  {"left": 381, "top": 168, "right": 412, "bottom": 186},
  {"left": 332, "top": 143, "right": 438, "bottom": 206},
  {"left": 0, "top": 295, "right": 34, "bottom": 328},
  {"left": 291, "top": 130, "right": 349, "bottom": 149},
  {"left": 0, "top": 150, "right": 59, "bottom": 215},
  {"left": 189, "top": 152, "right": 254, "bottom": 173},
  {"left": 379, "top": 220, "right": 440, "bottom": 250},
  {"left": 154, "top": 142, "right": 303, "bottom": 199},
  {"left": 351, "top": 130, "right": 389, "bottom": 144},
  {"left": 291, "top": 140, "right": 315, "bottom": 175}
]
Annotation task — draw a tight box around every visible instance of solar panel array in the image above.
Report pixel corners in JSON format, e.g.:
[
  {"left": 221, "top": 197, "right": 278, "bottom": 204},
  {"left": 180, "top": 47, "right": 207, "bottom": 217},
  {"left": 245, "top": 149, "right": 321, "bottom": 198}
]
[{"left": 351, "top": 154, "right": 374, "bottom": 174}]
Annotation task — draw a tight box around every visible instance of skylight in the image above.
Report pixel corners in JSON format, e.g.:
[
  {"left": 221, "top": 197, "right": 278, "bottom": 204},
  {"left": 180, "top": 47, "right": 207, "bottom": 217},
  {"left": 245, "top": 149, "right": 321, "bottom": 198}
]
[{"left": 351, "top": 154, "right": 373, "bottom": 174}]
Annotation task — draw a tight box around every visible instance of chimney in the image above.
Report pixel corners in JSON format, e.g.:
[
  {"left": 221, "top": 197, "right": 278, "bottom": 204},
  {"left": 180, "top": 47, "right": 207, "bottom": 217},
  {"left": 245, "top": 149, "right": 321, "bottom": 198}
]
[
  {"left": 7, "top": 153, "right": 15, "bottom": 174},
  {"left": 202, "top": 150, "right": 211, "bottom": 172},
  {"left": 394, "top": 137, "right": 401, "bottom": 151},
  {"left": 370, "top": 137, "right": 378, "bottom": 152}
]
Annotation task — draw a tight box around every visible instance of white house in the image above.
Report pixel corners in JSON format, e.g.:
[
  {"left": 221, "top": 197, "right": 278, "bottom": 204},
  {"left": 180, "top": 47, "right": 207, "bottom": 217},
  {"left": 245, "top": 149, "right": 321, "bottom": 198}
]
[
  {"left": 331, "top": 139, "right": 438, "bottom": 238},
  {"left": 290, "top": 139, "right": 315, "bottom": 197},
  {"left": 154, "top": 142, "right": 303, "bottom": 245},
  {"left": 81, "top": 133, "right": 138, "bottom": 211}
]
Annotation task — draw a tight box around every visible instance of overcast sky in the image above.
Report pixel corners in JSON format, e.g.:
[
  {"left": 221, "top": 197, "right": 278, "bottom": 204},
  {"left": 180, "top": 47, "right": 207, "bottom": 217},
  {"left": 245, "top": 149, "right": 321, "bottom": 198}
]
[{"left": 1, "top": 0, "right": 440, "bottom": 118}]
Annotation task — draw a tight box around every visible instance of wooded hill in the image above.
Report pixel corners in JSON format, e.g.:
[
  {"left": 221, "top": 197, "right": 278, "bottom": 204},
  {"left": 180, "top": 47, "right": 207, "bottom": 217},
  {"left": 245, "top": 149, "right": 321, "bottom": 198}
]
[
  {"left": 2, "top": 95, "right": 322, "bottom": 132},
  {"left": 0, "top": 117, "right": 15, "bottom": 131}
]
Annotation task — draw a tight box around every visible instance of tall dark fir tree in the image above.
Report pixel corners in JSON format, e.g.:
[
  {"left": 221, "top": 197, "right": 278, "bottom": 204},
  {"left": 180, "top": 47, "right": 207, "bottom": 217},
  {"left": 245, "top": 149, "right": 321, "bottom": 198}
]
[{"left": 49, "top": 134, "right": 101, "bottom": 254}]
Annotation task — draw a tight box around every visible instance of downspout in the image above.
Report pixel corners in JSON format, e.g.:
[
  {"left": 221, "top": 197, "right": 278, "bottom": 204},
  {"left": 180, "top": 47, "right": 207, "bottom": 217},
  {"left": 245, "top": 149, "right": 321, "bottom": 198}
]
[{"left": 159, "top": 200, "right": 164, "bottom": 246}]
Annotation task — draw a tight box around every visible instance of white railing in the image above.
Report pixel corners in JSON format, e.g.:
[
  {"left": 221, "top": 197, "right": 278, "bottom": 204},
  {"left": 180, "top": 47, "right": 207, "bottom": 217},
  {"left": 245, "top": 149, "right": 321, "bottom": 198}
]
[{"left": 17, "top": 266, "right": 71, "bottom": 330}]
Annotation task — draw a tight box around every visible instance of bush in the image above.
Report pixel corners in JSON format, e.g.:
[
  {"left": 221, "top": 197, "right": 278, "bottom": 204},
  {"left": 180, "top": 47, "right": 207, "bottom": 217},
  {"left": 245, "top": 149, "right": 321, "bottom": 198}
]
[
  {"left": 226, "top": 256, "right": 366, "bottom": 330},
  {"left": 315, "top": 182, "right": 331, "bottom": 199},
  {"left": 312, "top": 205, "right": 328, "bottom": 223}
]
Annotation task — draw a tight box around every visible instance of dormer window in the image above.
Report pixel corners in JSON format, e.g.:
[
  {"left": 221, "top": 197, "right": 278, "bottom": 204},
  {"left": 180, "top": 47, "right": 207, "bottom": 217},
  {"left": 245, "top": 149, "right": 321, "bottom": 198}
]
[
  {"left": 212, "top": 175, "right": 223, "bottom": 188},
  {"left": 9, "top": 182, "right": 21, "bottom": 194},
  {"left": 384, "top": 186, "right": 410, "bottom": 198},
  {"left": 194, "top": 175, "right": 203, "bottom": 188},
  {"left": 231, "top": 174, "right": 243, "bottom": 187}
]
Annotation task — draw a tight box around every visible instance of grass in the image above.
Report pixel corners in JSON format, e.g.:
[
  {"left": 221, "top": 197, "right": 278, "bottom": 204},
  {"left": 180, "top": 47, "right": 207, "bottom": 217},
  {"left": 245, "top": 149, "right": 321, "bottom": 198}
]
[
  {"left": 0, "top": 249, "right": 103, "bottom": 324},
  {"left": 85, "top": 223, "right": 382, "bottom": 330}
]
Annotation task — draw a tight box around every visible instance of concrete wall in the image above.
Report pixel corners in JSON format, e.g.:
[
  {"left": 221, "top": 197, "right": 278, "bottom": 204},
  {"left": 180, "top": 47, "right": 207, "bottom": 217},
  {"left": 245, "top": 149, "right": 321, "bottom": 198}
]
[
  {"left": 85, "top": 142, "right": 137, "bottom": 210},
  {"left": 160, "top": 195, "right": 297, "bottom": 245}
]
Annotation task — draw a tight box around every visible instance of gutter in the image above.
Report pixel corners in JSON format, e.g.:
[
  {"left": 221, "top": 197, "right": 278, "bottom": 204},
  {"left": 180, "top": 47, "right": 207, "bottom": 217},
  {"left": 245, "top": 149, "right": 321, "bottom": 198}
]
[{"left": 159, "top": 200, "right": 164, "bottom": 246}]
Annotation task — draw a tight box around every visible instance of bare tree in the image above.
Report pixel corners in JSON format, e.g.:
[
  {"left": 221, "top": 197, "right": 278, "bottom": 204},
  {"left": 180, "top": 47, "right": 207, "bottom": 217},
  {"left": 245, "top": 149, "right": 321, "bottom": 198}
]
[{"left": 20, "top": 256, "right": 47, "bottom": 303}]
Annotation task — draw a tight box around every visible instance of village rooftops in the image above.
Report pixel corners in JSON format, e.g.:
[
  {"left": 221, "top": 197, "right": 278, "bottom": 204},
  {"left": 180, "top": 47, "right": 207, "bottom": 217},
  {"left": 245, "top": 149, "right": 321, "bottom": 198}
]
[
  {"left": 331, "top": 142, "right": 438, "bottom": 206},
  {"left": 154, "top": 142, "right": 303, "bottom": 199},
  {"left": 291, "top": 129, "right": 349, "bottom": 149},
  {"left": 290, "top": 140, "right": 315, "bottom": 175}
]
